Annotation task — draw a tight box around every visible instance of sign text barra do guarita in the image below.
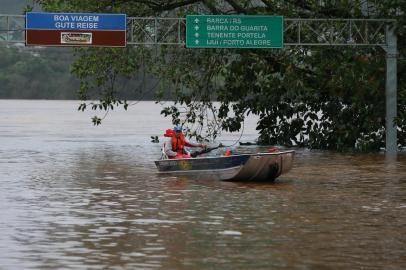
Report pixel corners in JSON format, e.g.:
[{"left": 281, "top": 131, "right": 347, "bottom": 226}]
[
  {"left": 25, "top": 12, "right": 126, "bottom": 47},
  {"left": 186, "top": 15, "right": 284, "bottom": 49}
]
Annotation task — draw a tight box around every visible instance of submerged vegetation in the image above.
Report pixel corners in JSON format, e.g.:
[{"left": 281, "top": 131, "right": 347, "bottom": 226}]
[{"left": 32, "top": 0, "right": 406, "bottom": 151}]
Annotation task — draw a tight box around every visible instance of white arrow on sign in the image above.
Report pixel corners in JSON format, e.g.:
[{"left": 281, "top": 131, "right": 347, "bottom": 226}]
[
  {"left": 195, "top": 33, "right": 199, "bottom": 38},
  {"left": 195, "top": 40, "right": 199, "bottom": 45},
  {"left": 194, "top": 25, "right": 199, "bottom": 31},
  {"left": 194, "top": 18, "right": 200, "bottom": 24}
]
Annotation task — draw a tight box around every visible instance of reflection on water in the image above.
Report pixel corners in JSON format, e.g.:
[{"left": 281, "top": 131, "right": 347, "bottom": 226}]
[{"left": 1, "top": 100, "right": 406, "bottom": 269}]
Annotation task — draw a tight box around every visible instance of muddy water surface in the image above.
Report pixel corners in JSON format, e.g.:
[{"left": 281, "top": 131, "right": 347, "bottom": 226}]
[{"left": 1, "top": 100, "right": 405, "bottom": 269}]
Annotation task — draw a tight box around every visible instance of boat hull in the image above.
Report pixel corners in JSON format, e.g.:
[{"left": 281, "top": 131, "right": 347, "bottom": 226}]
[{"left": 154, "top": 150, "right": 295, "bottom": 181}]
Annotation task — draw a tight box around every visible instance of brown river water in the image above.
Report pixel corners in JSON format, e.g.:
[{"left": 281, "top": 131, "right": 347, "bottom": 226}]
[{"left": 1, "top": 100, "right": 406, "bottom": 270}]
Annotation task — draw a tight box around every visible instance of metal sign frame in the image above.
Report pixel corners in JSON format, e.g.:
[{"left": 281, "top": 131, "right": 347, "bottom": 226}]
[{"left": 0, "top": 15, "right": 394, "bottom": 47}]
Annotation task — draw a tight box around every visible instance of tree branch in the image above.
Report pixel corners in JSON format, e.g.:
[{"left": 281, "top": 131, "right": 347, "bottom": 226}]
[
  {"left": 203, "top": 0, "right": 222, "bottom": 14},
  {"left": 224, "top": 0, "right": 247, "bottom": 14},
  {"left": 123, "top": 0, "right": 203, "bottom": 12}
]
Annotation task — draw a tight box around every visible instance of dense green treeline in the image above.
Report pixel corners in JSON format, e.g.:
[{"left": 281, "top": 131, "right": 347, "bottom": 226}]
[
  {"left": 0, "top": 45, "right": 160, "bottom": 100},
  {"left": 0, "top": 46, "right": 78, "bottom": 99}
]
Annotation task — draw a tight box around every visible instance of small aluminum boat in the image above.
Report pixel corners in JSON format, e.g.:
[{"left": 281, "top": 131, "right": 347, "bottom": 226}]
[{"left": 154, "top": 150, "right": 295, "bottom": 181}]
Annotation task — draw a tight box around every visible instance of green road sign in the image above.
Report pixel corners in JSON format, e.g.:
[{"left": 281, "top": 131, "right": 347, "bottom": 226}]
[{"left": 186, "top": 15, "right": 283, "bottom": 49}]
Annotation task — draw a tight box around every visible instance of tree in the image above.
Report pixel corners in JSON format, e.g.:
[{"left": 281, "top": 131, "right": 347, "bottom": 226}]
[{"left": 34, "top": 0, "right": 406, "bottom": 151}]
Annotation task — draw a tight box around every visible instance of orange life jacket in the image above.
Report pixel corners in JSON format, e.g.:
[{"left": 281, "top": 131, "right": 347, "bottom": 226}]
[
  {"left": 164, "top": 129, "right": 188, "bottom": 154},
  {"left": 171, "top": 133, "right": 187, "bottom": 154}
]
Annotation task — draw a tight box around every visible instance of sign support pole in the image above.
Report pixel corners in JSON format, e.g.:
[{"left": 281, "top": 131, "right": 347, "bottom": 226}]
[{"left": 384, "top": 25, "right": 398, "bottom": 157}]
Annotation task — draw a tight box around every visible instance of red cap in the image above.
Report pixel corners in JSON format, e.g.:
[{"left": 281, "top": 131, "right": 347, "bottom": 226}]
[{"left": 164, "top": 129, "right": 175, "bottom": 137}]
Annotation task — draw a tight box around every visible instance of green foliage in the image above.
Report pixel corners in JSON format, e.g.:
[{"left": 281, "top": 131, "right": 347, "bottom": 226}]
[
  {"left": 72, "top": 46, "right": 151, "bottom": 125},
  {"left": 217, "top": 47, "right": 389, "bottom": 151},
  {"left": 34, "top": 0, "right": 406, "bottom": 151}
]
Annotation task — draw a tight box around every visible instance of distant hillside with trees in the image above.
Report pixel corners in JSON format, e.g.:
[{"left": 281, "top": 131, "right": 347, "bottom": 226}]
[
  {"left": 0, "top": 46, "right": 78, "bottom": 99},
  {"left": 0, "top": 45, "right": 159, "bottom": 100}
]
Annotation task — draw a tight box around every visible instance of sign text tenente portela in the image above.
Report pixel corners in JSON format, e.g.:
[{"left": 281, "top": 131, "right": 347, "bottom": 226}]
[{"left": 186, "top": 15, "right": 284, "bottom": 49}]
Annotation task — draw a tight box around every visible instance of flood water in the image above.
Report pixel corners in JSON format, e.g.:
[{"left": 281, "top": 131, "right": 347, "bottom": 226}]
[{"left": 1, "top": 100, "right": 406, "bottom": 270}]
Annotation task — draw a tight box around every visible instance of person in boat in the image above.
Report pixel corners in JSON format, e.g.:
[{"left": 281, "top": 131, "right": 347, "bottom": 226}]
[{"left": 164, "top": 125, "right": 207, "bottom": 159}]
